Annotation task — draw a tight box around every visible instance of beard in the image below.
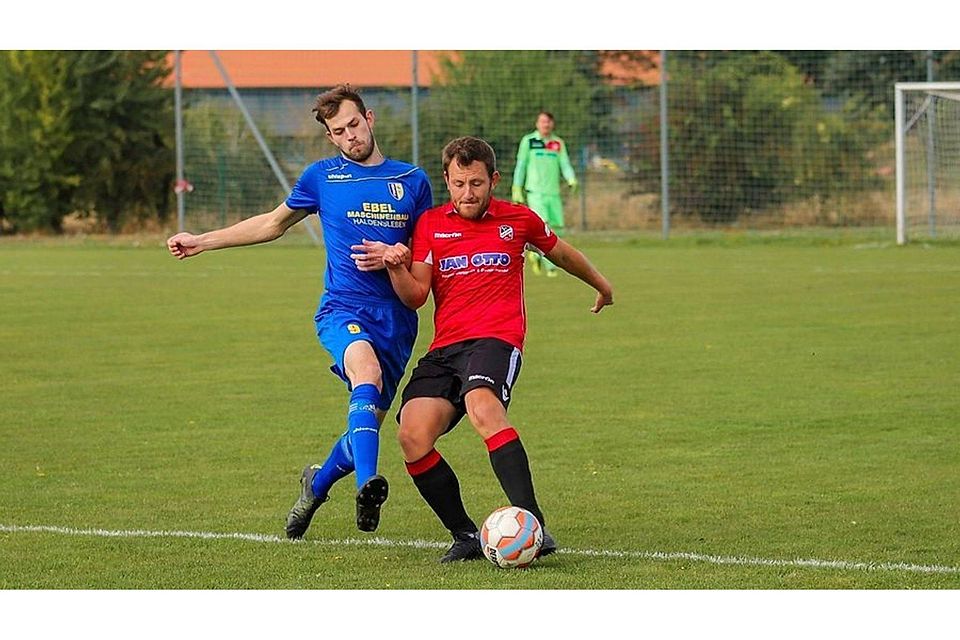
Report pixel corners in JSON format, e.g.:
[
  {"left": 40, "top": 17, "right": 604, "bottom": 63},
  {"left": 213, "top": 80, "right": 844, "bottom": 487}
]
[
  {"left": 342, "top": 136, "right": 375, "bottom": 163},
  {"left": 454, "top": 195, "right": 491, "bottom": 219}
]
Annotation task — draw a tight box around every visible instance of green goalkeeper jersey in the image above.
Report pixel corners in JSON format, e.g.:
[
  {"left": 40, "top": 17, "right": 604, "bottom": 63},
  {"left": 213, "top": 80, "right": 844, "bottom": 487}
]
[{"left": 512, "top": 131, "right": 577, "bottom": 196}]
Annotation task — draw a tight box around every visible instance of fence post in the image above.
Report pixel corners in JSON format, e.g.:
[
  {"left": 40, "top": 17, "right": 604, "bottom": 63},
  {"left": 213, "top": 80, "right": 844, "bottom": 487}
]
[
  {"left": 174, "top": 50, "right": 185, "bottom": 233},
  {"left": 412, "top": 50, "right": 420, "bottom": 167},
  {"left": 660, "top": 50, "right": 670, "bottom": 240}
]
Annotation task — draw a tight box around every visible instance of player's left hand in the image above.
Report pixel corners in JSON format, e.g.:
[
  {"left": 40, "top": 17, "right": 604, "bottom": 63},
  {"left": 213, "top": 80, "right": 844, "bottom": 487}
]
[
  {"left": 568, "top": 180, "right": 579, "bottom": 195},
  {"left": 590, "top": 289, "right": 613, "bottom": 313},
  {"left": 350, "top": 239, "right": 391, "bottom": 271}
]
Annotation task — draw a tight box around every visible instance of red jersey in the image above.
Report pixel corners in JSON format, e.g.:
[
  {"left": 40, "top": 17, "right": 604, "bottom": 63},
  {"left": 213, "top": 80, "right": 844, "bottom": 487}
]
[{"left": 411, "top": 197, "right": 559, "bottom": 352}]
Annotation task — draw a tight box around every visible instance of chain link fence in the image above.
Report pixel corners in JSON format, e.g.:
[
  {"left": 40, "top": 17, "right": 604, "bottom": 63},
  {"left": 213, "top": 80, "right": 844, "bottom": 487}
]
[{"left": 176, "top": 50, "right": 960, "bottom": 240}]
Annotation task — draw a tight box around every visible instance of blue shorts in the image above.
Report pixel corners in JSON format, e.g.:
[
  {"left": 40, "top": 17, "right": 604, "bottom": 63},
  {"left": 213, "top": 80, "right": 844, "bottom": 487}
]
[{"left": 314, "top": 294, "right": 419, "bottom": 411}]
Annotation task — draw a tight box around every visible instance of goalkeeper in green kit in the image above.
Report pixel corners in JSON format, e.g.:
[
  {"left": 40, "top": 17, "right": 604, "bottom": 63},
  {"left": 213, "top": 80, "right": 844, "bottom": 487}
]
[{"left": 512, "top": 111, "right": 578, "bottom": 277}]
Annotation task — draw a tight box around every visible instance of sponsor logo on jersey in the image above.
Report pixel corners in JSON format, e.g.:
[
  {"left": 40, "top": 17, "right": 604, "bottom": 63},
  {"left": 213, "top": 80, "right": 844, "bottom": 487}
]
[
  {"left": 439, "top": 255, "right": 469, "bottom": 271},
  {"left": 471, "top": 252, "right": 511, "bottom": 267},
  {"left": 361, "top": 202, "right": 398, "bottom": 213},
  {"left": 388, "top": 182, "right": 405, "bottom": 201},
  {"left": 434, "top": 231, "right": 463, "bottom": 239},
  {"left": 327, "top": 173, "right": 353, "bottom": 180},
  {"left": 529, "top": 139, "right": 545, "bottom": 149},
  {"left": 499, "top": 225, "right": 514, "bottom": 241},
  {"left": 347, "top": 323, "right": 362, "bottom": 334}
]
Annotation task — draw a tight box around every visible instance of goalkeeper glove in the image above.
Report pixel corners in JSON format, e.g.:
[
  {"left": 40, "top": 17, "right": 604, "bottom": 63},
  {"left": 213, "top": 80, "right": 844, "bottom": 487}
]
[
  {"left": 568, "top": 180, "right": 579, "bottom": 195},
  {"left": 512, "top": 185, "right": 525, "bottom": 203}
]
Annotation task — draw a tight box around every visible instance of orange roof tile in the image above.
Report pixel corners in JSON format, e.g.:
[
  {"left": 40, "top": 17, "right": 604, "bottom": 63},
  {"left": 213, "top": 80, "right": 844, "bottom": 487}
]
[
  {"left": 166, "top": 50, "right": 448, "bottom": 88},
  {"left": 165, "top": 50, "right": 661, "bottom": 89}
]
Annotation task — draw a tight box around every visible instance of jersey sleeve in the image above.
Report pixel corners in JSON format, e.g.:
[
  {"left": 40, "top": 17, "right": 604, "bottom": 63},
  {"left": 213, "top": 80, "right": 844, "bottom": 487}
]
[
  {"left": 525, "top": 206, "right": 559, "bottom": 254},
  {"left": 558, "top": 137, "right": 578, "bottom": 185},
  {"left": 512, "top": 134, "right": 530, "bottom": 189},
  {"left": 285, "top": 163, "right": 321, "bottom": 213},
  {"left": 410, "top": 212, "right": 434, "bottom": 265},
  {"left": 410, "top": 170, "right": 434, "bottom": 225}
]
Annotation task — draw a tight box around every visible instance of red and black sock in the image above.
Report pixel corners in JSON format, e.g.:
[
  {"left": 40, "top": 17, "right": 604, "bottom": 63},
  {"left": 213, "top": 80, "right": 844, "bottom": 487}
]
[
  {"left": 485, "top": 427, "right": 546, "bottom": 527},
  {"left": 406, "top": 449, "right": 477, "bottom": 535}
]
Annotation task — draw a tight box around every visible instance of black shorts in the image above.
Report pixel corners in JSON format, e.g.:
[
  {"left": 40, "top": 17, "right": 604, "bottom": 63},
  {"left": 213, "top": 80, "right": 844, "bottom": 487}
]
[{"left": 398, "top": 338, "right": 523, "bottom": 432}]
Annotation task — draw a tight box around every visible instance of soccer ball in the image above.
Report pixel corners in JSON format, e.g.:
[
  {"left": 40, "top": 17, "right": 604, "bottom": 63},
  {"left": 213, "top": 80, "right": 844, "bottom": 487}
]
[{"left": 480, "top": 506, "right": 543, "bottom": 569}]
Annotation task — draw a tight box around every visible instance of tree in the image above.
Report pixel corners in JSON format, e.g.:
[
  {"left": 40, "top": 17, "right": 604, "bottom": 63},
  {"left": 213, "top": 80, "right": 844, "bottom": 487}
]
[
  {"left": 667, "top": 51, "right": 884, "bottom": 223},
  {"left": 0, "top": 51, "right": 79, "bottom": 232},
  {"left": 0, "top": 51, "right": 173, "bottom": 233},
  {"left": 421, "top": 51, "right": 599, "bottom": 191},
  {"left": 66, "top": 51, "right": 174, "bottom": 231}
]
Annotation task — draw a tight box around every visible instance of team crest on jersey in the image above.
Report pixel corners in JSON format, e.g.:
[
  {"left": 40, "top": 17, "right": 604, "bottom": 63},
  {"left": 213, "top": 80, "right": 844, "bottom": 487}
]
[
  {"left": 499, "top": 225, "right": 514, "bottom": 241},
  {"left": 388, "top": 182, "right": 405, "bottom": 201}
]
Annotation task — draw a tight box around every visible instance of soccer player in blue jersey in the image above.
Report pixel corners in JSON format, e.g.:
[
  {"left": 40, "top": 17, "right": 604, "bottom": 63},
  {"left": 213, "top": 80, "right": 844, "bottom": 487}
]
[{"left": 167, "top": 84, "right": 433, "bottom": 537}]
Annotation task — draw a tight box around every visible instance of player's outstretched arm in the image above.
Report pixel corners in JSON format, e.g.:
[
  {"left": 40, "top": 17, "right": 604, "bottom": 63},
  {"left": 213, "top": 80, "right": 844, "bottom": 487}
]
[
  {"left": 166, "top": 202, "right": 309, "bottom": 260},
  {"left": 544, "top": 239, "right": 614, "bottom": 313},
  {"left": 382, "top": 244, "right": 432, "bottom": 309}
]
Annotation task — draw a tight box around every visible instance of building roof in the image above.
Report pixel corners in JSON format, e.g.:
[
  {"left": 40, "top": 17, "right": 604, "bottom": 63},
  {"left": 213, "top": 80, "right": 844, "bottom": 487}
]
[
  {"left": 167, "top": 50, "right": 446, "bottom": 89},
  {"left": 166, "top": 50, "right": 660, "bottom": 89}
]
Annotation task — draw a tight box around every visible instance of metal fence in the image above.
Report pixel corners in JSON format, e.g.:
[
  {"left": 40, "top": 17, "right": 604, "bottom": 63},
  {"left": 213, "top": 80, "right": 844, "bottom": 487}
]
[{"left": 174, "top": 50, "right": 960, "bottom": 240}]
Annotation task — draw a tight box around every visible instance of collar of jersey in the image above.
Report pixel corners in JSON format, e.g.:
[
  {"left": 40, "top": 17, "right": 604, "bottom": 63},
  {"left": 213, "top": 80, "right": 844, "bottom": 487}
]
[{"left": 337, "top": 154, "right": 388, "bottom": 169}]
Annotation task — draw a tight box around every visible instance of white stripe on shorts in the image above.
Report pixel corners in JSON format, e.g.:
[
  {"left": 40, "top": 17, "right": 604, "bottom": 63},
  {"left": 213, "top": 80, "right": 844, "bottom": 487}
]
[{"left": 505, "top": 346, "right": 521, "bottom": 390}]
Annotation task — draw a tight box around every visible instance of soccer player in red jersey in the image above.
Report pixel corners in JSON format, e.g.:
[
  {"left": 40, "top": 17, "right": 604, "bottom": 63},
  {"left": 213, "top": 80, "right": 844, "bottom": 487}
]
[{"left": 380, "top": 136, "right": 613, "bottom": 562}]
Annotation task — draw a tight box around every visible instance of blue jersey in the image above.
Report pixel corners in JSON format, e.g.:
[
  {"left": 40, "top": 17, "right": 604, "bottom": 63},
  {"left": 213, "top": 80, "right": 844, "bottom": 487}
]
[{"left": 286, "top": 155, "right": 433, "bottom": 303}]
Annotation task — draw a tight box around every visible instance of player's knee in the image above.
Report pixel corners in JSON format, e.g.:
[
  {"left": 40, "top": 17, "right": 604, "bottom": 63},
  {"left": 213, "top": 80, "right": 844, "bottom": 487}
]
[
  {"left": 397, "top": 421, "right": 434, "bottom": 460},
  {"left": 343, "top": 341, "right": 383, "bottom": 388},
  {"left": 349, "top": 361, "right": 382, "bottom": 388},
  {"left": 465, "top": 388, "right": 509, "bottom": 437}
]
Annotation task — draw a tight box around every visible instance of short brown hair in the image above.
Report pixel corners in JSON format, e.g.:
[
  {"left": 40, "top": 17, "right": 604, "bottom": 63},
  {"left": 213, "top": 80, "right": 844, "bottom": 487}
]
[
  {"left": 313, "top": 84, "right": 367, "bottom": 130},
  {"left": 441, "top": 136, "right": 497, "bottom": 178}
]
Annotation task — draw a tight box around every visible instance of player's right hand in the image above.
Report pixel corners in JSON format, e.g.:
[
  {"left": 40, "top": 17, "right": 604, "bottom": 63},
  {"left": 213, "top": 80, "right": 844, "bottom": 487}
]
[
  {"left": 167, "top": 233, "right": 203, "bottom": 260},
  {"left": 590, "top": 288, "right": 614, "bottom": 314},
  {"left": 382, "top": 243, "right": 411, "bottom": 270},
  {"left": 511, "top": 185, "right": 525, "bottom": 204}
]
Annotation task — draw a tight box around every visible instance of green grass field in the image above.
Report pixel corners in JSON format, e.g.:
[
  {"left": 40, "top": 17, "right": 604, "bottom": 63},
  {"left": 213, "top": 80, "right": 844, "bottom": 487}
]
[{"left": 1, "top": 232, "right": 958, "bottom": 590}]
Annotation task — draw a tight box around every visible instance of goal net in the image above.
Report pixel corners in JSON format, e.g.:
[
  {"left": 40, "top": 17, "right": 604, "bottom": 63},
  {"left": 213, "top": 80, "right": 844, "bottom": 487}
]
[{"left": 895, "top": 82, "right": 960, "bottom": 244}]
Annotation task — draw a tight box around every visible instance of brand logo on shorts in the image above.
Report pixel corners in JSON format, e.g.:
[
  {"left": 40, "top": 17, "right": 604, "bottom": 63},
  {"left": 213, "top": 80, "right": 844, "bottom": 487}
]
[
  {"left": 388, "top": 182, "right": 405, "bottom": 201},
  {"left": 499, "top": 225, "right": 514, "bottom": 241},
  {"left": 468, "top": 374, "right": 495, "bottom": 385},
  {"left": 501, "top": 385, "right": 510, "bottom": 402},
  {"left": 347, "top": 323, "right": 362, "bottom": 334}
]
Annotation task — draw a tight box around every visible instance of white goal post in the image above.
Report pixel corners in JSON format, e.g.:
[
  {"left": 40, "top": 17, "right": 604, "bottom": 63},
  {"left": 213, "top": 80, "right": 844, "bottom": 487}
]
[{"left": 895, "top": 81, "right": 960, "bottom": 244}]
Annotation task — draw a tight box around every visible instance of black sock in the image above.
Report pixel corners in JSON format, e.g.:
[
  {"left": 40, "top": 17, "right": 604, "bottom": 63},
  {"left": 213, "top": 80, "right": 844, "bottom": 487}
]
[
  {"left": 485, "top": 428, "right": 546, "bottom": 527},
  {"left": 406, "top": 449, "right": 477, "bottom": 536}
]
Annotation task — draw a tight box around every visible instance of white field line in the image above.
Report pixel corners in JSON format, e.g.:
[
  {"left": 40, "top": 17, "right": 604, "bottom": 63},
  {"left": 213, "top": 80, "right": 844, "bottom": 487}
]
[{"left": 2, "top": 523, "right": 958, "bottom": 576}]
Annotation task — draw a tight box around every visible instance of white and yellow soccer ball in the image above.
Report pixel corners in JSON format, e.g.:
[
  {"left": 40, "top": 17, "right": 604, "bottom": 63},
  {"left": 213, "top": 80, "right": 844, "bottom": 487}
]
[{"left": 479, "top": 506, "right": 543, "bottom": 569}]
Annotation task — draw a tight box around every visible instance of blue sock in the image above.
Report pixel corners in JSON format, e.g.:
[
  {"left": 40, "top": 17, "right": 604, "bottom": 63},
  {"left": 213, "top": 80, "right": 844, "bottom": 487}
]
[
  {"left": 348, "top": 383, "right": 382, "bottom": 489},
  {"left": 310, "top": 432, "right": 354, "bottom": 499}
]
